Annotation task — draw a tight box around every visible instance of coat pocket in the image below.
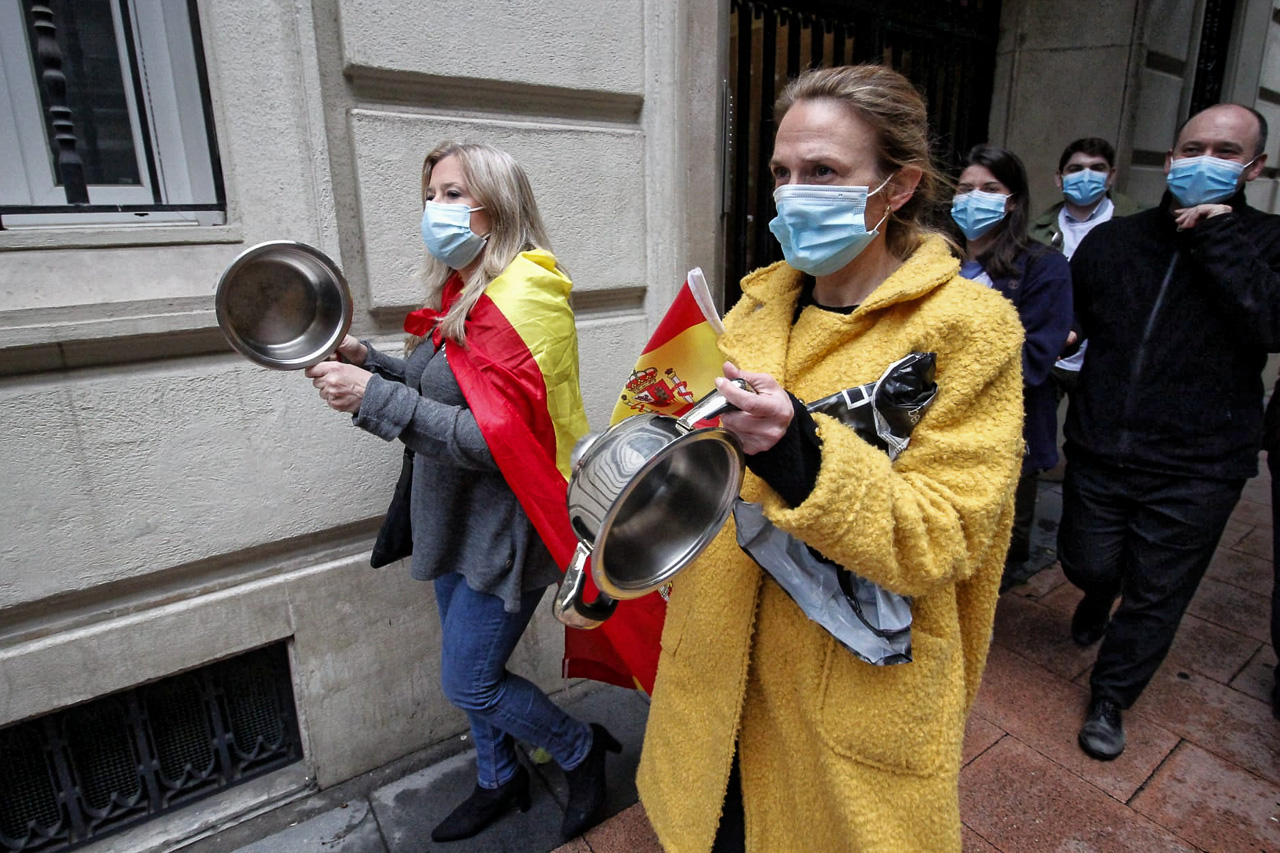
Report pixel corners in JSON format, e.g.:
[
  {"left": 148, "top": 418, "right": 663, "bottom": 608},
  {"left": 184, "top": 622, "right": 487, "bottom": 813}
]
[{"left": 816, "top": 627, "right": 963, "bottom": 776}]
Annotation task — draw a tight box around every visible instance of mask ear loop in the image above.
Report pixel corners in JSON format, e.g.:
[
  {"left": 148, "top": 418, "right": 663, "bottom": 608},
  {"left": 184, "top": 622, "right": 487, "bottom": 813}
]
[
  {"left": 465, "top": 204, "right": 491, "bottom": 240},
  {"left": 868, "top": 173, "right": 897, "bottom": 233}
]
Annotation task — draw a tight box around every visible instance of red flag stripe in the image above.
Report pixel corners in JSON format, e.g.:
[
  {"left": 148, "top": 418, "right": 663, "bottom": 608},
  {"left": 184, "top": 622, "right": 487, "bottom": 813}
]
[{"left": 641, "top": 282, "right": 705, "bottom": 354}]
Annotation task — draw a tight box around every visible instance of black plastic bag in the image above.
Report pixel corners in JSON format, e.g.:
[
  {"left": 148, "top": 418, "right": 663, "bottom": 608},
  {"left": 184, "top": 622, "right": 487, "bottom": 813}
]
[
  {"left": 735, "top": 351, "right": 938, "bottom": 665},
  {"left": 806, "top": 351, "right": 937, "bottom": 461}
]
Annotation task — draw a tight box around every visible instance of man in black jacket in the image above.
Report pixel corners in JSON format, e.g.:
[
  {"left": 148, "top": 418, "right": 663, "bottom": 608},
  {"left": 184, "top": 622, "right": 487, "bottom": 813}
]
[{"left": 1061, "top": 103, "right": 1280, "bottom": 760}]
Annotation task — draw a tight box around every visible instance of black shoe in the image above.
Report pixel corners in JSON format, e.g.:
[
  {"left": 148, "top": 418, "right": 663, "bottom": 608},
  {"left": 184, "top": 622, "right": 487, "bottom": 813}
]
[
  {"left": 431, "top": 765, "right": 531, "bottom": 842},
  {"left": 561, "top": 723, "right": 622, "bottom": 840},
  {"left": 1078, "top": 696, "right": 1125, "bottom": 761},
  {"left": 1071, "top": 593, "right": 1112, "bottom": 646},
  {"left": 1272, "top": 681, "right": 1280, "bottom": 721}
]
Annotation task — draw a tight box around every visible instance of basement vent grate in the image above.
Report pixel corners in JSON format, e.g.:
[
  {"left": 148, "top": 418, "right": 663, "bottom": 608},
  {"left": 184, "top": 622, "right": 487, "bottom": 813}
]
[{"left": 0, "top": 642, "right": 302, "bottom": 852}]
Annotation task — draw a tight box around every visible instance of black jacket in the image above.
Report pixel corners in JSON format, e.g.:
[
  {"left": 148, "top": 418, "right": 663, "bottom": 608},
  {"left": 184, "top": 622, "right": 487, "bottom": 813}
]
[{"left": 1065, "top": 190, "right": 1280, "bottom": 480}]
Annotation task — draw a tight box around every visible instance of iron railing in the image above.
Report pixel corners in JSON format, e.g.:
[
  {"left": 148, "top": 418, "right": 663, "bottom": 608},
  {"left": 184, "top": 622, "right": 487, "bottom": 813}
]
[{"left": 0, "top": 643, "right": 302, "bottom": 853}]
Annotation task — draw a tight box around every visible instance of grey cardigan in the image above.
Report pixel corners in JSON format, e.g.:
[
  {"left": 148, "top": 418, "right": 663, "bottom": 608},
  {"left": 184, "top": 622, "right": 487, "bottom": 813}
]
[{"left": 354, "top": 339, "right": 560, "bottom": 612}]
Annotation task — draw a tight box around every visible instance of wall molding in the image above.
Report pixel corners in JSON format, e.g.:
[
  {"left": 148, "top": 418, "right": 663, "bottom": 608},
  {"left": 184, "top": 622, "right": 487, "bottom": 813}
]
[{"left": 346, "top": 67, "right": 644, "bottom": 126}]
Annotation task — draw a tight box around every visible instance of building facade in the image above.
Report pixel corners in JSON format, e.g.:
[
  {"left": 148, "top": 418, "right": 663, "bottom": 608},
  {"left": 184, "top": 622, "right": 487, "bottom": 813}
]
[
  {"left": 991, "top": 0, "right": 1280, "bottom": 214},
  {"left": 2, "top": 0, "right": 1278, "bottom": 850},
  {"left": 0, "top": 1, "right": 722, "bottom": 849}
]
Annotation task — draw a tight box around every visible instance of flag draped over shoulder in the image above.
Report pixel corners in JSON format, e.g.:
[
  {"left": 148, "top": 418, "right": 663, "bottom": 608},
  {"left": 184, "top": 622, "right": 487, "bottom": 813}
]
[
  {"left": 610, "top": 269, "right": 726, "bottom": 426},
  {"left": 403, "top": 250, "right": 662, "bottom": 693}
]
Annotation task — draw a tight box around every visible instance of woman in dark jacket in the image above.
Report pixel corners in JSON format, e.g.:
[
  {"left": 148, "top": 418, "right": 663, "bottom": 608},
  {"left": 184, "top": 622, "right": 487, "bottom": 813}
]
[{"left": 951, "top": 144, "right": 1073, "bottom": 585}]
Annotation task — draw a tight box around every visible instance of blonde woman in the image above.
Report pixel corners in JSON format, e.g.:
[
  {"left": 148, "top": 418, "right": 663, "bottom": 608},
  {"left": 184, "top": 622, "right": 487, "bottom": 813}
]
[
  {"left": 306, "top": 142, "right": 618, "bottom": 843},
  {"left": 637, "top": 66, "right": 1025, "bottom": 851}
]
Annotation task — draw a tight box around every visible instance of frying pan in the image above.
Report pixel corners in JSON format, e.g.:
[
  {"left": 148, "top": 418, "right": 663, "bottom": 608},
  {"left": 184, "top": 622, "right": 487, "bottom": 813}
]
[{"left": 215, "top": 241, "right": 353, "bottom": 370}]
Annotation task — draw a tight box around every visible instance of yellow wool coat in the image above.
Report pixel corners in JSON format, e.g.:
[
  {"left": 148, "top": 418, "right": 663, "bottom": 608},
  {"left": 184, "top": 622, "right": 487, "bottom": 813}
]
[{"left": 636, "top": 236, "right": 1025, "bottom": 852}]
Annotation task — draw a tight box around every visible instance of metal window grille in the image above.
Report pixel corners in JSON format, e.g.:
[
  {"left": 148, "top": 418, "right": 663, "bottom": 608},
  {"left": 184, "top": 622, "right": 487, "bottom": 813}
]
[
  {"left": 0, "top": 0, "right": 225, "bottom": 227},
  {"left": 0, "top": 643, "right": 302, "bottom": 853},
  {"left": 725, "top": 0, "right": 1003, "bottom": 304}
]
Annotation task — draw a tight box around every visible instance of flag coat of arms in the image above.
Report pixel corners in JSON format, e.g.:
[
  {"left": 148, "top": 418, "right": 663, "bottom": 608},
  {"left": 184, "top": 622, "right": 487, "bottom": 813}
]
[{"left": 610, "top": 268, "right": 726, "bottom": 425}]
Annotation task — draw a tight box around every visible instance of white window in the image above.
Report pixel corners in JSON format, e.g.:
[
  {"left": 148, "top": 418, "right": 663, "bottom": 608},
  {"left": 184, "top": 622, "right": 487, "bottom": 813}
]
[{"left": 0, "top": 0, "right": 223, "bottom": 228}]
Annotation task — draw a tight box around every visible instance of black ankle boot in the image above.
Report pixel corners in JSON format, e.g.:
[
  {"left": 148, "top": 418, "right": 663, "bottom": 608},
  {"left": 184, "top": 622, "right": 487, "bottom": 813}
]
[
  {"left": 561, "top": 723, "right": 622, "bottom": 840},
  {"left": 431, "top": 765, "right": 531, "bottom": 842}
]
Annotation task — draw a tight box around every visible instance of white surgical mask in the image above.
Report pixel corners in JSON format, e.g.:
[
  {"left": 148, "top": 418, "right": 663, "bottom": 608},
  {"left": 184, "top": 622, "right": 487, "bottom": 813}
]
[
  {"left": 1061, "top": 170, "right": 1108, "bottom": 206},
  {"left": 950, "top": 190, "right": 1010, "bottom": 241},
  {"left": 420, "top": 201, "right": 487, "bottom": 269},
  {"left": 768, "top": 176, "right": 894, "bottom": 276},
  {"left": 1165, "top": 155, "right": 1254, "bottom": 206}
]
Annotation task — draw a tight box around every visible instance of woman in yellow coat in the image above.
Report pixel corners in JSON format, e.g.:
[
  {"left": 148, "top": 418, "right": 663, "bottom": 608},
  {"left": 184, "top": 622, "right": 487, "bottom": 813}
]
[{"left": 636, "top": 66, "right": 1025, "bottom": 852}]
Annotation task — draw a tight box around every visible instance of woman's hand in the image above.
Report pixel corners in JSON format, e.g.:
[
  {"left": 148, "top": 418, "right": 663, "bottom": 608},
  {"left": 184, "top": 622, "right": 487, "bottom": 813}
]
[
  {"left": 305, "top": 361, "right": 371, "bottom": 414},
  {"left": 715, "top": 362, "right": 793, "bottom": 455},
  {"left": 332, "top": 334, "right": 368, "bottom": 366}
]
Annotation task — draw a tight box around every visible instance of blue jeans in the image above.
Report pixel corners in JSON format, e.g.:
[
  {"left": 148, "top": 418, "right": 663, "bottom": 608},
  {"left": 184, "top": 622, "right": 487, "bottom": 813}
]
[{"left": 433, "top": 573, "right": 592, "bottom": 789}]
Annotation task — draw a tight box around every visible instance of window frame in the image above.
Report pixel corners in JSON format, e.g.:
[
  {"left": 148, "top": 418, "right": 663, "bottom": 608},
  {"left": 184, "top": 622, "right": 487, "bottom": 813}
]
[{"left": 0, "top": 0, "right": 225, "bottom": 229}]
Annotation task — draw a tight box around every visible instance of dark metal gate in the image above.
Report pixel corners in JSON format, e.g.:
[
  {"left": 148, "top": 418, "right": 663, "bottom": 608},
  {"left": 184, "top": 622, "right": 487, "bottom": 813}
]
[
  {"left": 1188, "top": 0, "right": 1239, "bottom": 116},
  {"left": 725, "top": 0, "right": 1003, "bottom": 302}
]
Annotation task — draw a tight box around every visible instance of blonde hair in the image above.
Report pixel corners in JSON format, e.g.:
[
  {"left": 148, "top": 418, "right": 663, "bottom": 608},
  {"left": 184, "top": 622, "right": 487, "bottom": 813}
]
[
  {"left": 409, "top": 141, "right": 558, "bottom": 349},
  {"left": 774, "top": 65, "right": 953, "bottom": 259}
]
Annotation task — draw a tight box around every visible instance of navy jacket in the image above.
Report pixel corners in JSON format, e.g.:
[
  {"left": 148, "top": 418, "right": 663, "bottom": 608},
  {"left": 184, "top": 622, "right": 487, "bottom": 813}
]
[
  {"left": 1066, "top": 190, "right": 1280, "bottom": 480},
  {"left": 988, "top": 248, "right": 1073, "bottom": 471}
]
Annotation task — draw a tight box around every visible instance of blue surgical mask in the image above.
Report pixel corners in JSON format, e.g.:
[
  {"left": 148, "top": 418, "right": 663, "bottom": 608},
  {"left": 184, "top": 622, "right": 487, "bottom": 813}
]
[
  {"left": 1062, "top": 169, "right": 1108, "bottom": 206},
  {"left": 1165, "top": 155, "right": 1251, "bottom": 206},
  {"left": 768, "top": 177, "right": 893, "bottom": 276},
  {"left": 421, "top": 201, "right": 487, "bottom": 269},
  {"left": 950, "top": 190, "right": 1010, "bottom": 241}
]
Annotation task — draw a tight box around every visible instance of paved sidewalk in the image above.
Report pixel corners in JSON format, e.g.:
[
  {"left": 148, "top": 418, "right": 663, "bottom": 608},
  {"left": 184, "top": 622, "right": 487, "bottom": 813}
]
[{"left": 198, "top": 472, "right": 1279, "bottom": 852}]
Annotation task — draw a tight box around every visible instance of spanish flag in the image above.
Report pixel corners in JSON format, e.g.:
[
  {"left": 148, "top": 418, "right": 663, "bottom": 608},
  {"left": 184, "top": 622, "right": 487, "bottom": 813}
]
[
  {"left": 610, "top": 268, "right": 726, "bottom": 425},
  {"left": 404, "top": 250, "right": 663, "bottom": 692}
]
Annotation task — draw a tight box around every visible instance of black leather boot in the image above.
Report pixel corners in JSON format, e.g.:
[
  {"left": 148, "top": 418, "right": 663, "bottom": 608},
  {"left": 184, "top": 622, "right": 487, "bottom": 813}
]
[
  {"left": 561, "top": 723, "right": 622, "bottom": 840},
  {"left": 1078, "top": 696, "right": 1125, "bottom": 760},
  {"left": 430, "top": 764, "right": 531, "bottom": 842}
]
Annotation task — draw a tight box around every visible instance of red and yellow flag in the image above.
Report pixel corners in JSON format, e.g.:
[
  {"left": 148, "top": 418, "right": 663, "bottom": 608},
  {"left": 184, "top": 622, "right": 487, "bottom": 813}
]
[
  {"left": 404, "top": 250, "right": 663, "bottom": 692},
  {"left": 610, "top": 268, "right": 726, "bottom": 425}
]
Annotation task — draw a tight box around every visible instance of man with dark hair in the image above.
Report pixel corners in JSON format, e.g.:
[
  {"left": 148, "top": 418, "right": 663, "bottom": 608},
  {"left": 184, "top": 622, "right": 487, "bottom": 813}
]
[
  {"left": 1061, "top": 103, "right": 1280, "bottom": 760},
  {"left": 1031, "top": 137, "right": 1144, "bottom": 257},
  {"left": 1032, "top": 138, "right": 1144, "bottom": 390}
]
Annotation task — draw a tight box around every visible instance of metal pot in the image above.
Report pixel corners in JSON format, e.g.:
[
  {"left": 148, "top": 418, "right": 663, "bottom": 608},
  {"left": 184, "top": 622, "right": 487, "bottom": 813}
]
[
  {"left": 553, "top": 381, "right": 748, "bottom": 629},
  {"left": 215, "top": 241, "right": 353, "bottom": 370}
]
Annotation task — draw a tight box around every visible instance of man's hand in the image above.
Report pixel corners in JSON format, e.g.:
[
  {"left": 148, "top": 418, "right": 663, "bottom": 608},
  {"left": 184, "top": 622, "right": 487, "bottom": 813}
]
[
  {"left": 715, "top": 362, "right": 793, "bottom": 455},
  {"left": 305, "top": 361, "right": 370, "bottom": 414},
  {"left": 1173, "top": 203, "right": 1233, "bottom": 230}
]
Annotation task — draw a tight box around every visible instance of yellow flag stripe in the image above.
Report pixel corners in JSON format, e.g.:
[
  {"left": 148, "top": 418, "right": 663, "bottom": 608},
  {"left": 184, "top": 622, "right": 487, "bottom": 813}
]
[
  {"left": 609, "top": 320, "right": 723, "bottom": 425},
  {"left": 484, "top": 250, "right": 589, "bottom": 478}
]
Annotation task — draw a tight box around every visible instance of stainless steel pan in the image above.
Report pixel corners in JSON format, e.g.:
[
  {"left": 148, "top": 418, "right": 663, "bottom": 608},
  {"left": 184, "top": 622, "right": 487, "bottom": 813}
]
[
  {"left": 554, "top": 381, "right": 749, "bottom": 629},
  {"left": 215, "top": 241, "right": 353, "bottom": 370}
]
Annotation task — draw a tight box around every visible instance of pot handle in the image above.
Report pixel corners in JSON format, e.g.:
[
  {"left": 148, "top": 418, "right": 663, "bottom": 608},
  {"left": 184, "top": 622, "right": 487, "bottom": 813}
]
[
  {"left": 675, "top": 377, "right": 754, "bottom": 431},
  {"left": 553, "top": 542, "right": 618, "bottom": 629}
]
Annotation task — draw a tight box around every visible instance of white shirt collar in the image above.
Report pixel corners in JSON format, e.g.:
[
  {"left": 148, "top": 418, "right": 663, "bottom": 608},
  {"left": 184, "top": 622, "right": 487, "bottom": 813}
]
[{"left": 1062, "top": 195, "right": 1114, "bottom": 224}]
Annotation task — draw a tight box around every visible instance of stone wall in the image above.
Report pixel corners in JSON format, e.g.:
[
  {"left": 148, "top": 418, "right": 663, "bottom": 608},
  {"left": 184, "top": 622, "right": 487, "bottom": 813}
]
[
  {"left": 989, "top": 0, "right": 1280, "bottom": 215},
  {"left": 0, "top": 0, "right": 724, "bottom": 844}
]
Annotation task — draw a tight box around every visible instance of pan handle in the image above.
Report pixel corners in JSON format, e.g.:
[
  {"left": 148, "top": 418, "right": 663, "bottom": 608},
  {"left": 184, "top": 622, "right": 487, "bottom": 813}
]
[
  {"left": 675, "top": 377, "right": 754, "bottom": 430},
  {"left": 553, "top": 543, "right": 618, "bottom": 629}
]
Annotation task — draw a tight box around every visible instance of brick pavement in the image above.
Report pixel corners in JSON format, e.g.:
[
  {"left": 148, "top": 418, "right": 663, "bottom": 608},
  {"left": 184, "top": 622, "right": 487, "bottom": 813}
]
[
  {"left": 563, "top": 470, "right": 1280, "bottom": 852},
  {"left": 209, "top": 471, "right": 1278, "bottom": 853}
]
